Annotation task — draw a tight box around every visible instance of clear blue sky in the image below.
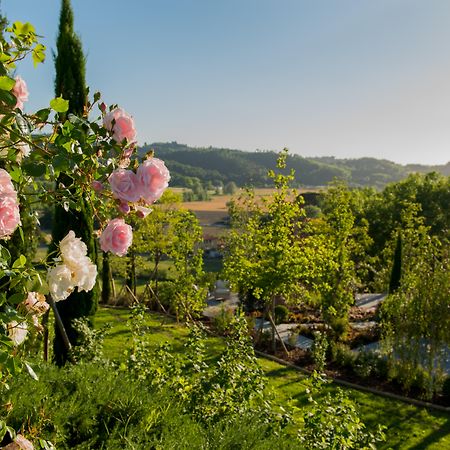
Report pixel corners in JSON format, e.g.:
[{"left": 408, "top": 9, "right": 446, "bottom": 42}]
[{"left": 3, "top": 0, "right": 450, "bottom": 165}]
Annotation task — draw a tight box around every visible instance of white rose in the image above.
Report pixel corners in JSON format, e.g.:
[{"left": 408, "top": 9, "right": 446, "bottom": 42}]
[
  {"left": 71, "top": 256, "right": 98, "bottom": 292},
  {"left": 7, "top": 321, "right": 28, "bottom": 346},
  {"left": 23, "top": 291, "right": 49, "bottom": 316},
  {"left": 59, "top": 230, "right": 88, "bottom": 268},
  {"left": 47, "top": 264, "right": 75, "bottom": 301}
]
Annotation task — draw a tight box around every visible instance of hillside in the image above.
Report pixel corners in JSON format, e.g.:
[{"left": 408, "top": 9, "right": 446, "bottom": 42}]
[{"left": 140, "top": 142, "right": 449, "bottom": 188}]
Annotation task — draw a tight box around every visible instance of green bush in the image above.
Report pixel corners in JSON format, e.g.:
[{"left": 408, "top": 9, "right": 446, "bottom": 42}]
[
  {"left": 274, "top": 305, "right": 289, "bottom": 324},
  {"left": 330, "top": 342, "right": 357, "bottom": 369},
  {"left": 1, "top": 362, "right": 297, "bottom": 449}
]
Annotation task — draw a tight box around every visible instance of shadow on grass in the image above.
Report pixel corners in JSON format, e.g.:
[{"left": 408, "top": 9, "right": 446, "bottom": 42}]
[{"left": 408, "top": 415, "right": 450, "bottom": 450}]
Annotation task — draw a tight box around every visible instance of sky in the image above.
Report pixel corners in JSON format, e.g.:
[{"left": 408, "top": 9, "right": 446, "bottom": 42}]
[{"left": 3, "top": 0, "right": 450, "bottom": 165}]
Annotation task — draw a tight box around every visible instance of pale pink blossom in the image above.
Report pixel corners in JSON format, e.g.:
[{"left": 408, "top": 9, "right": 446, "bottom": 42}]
[
  {"left": 99, "top": 218, "right": 132, "bottom": 256},
  {"left": 7, "top": 321, "right": 28, "bottom": 346},
  {"left": 103, "top": 107, "right": 136, "bottom": 143},
  {"left": 136, "top": 205, "right": 152, "bottom": 218},
  {"left": 3, "top": 434, "right": 34, "bottom": 450},
  {"left": 12, "top": 76, "right": 29, "bottom": 110},
  {"left": 108, "top": 169, "right": 141, "bottom": 202},
  {"left": 0, "top": 194, "right": 21, "bottom": 239},
  {"left": 0, "top": 168, "right": 16, "bottom": 197},
  {"left": 136, "top": 158, "right": 170, "bottom": 204},
  {"left": 23, "top": 292, "right": 49, "bottom": 316}
]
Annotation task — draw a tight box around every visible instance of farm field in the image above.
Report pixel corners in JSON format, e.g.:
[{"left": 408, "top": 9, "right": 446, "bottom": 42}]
[{"left": 97, "top": 307, "right": 450, "bottom": 450}]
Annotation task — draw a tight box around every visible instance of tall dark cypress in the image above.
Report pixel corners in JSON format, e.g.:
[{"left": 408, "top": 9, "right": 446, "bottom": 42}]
[
  {"left": 51, "top": 0, "right": 98, "bottom": 365},
  {"left": 389, "top": 231, "right": 402, "bottom": 294}
]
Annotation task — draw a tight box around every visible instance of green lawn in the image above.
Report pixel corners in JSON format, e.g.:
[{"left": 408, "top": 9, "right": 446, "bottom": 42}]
[{"left": 95, "top": 307, "right": 450, "bottom": 450}]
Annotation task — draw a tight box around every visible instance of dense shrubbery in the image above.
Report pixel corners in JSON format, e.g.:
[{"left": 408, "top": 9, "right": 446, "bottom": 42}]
[{"left": 2, "top": 362, "right": 298, "bottom": 449}]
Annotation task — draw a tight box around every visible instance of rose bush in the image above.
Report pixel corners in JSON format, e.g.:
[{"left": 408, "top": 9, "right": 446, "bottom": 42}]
[{"left": 0, "top": 20, "right": 169, "bottom": 379}]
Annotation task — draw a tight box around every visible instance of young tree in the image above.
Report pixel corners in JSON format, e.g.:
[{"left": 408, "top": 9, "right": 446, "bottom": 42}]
[
  {"left": 224, "top": 150, "right": 317, "bottom": 351},
  {"left": 319, "top": 182, "right": 364, "bottom": 340},
  {"left": 50, "top": 0, "right": 98, "bottom": 365},
  {"left": 169, "top": 210, "right": 206, "bottom": 320}
]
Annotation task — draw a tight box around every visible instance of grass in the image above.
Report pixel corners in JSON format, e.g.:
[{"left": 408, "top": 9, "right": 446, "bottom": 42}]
[{"left": 96, "top": 307, "right": 450, "bottom": 449}]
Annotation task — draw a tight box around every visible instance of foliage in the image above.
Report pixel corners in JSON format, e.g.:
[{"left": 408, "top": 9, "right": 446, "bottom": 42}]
[
  {"left": 319, "top": 181, "right": 370, "bottom": 339},
  {"left": 126, "top": 309, "right": 291, "bottom": 432},
  {"left": 381, "top": 208, "right": 450, "bottom": 398},
  {"left": 311, "top": 331, "right": 328, "bottom": 372},
  {"left": 223, "top": 180, "right": 238, "bottom": 195},
  {"left": 68, "top": 317, "right": 109, "bottom": 363},
  {"left": 299, "top": 373, "right": 386, "bottom": 449},
  {"left": 225, "top": 149, "right": 321, "bottom": 349},
  {"left": 1, "top": 360, "right": 300, "bottom": 449},
  {"left": 388, "top": 231, "right": 402, "bottom": 294},
  {"left": 274, "top": 304, "right": 289, "bottom": 324}
]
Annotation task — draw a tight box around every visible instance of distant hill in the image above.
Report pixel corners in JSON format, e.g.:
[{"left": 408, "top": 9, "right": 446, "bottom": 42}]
[{"left": 138, "top": 142, "right": 449, "bottom": 189}]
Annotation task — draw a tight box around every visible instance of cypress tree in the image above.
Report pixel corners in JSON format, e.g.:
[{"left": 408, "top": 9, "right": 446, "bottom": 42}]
[
  {"left": 51, "top": 0, "right": 98, "bottom": 365},
  {"left": 389, "top": 231, "right": 402, "bottom": 294}
]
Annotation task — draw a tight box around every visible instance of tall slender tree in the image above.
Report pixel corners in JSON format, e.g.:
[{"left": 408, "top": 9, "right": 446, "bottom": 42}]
[{"left": 51, "top": 0, "right": 98, "bottom": 365}]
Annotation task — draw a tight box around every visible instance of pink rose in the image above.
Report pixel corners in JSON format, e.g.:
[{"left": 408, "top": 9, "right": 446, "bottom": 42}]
[
  {"left": 0, "top": 168, "right": 17, "bottom": 198},
  {"left": 108, "top": 169, "right": 141, "bottom": 202},
  {"left": 0, "top": 194, "right": 21, "bottom": 239},
  {"left": 136, "top": 158, "right": 170, "bottom": 204},
  {"left": 99, "top": 218, "right": 132, "bottom": 256},
  {"left": 103, "top": 107, "right": 136, "bottom": 143},
  {"left": 12, "top": 76, "right": 29, "bottom": 110}
]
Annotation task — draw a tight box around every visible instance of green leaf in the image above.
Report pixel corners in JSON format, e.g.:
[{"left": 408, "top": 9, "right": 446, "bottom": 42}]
[
  {"left": 8, "top": 292, "right": 25, "bottom": 304},
  {"left": 34, "top": 108, "right": 50, "bottom": 122},
  {"left": 50, "top": 96, "right": 69, "bottom": 113},
  {"left": 52, "top": 154, "right": 70, "bottom": 172},
  {"left": 8, "top": 165, "right": 21, "bottom": 183},
  {"left": 0, "top": 89, "right": 17, "bottom": 107},
  {"left": 32, "top": 43, "right": 46, "bottom": 67},
  {"left": 0, "top": 76, "right": 15, "bottom": 91},
  {"left": 22, "top": 162, "right": 46, "bottom": 177},
  {"left": 11, "top": 254, "right": 26, "bottom": 269},
  {"left": 12, "top": 21, "right": 35, "bottom": 36}
]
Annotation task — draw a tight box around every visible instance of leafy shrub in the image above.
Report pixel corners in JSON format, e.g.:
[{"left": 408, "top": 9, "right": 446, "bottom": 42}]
[
  {"left": 212, "top": 304, "right": 235, "bottom": 334},
  {"left": 274, "top": 305, "right": 289, "bottom": 324},
  {"left": 353, "top": 351, "right": 375, "bottom": 378},
  {"left": 388, "top": 360, "right": 436, "bottom": 399},
  {"left": 311, "top": 331, "right": 328, "bottom": 372},
  {"left": 2, "top": 362, "right": 296, "bottom": 449},
  {"left": 330, "top": 342, "right": 357, "bottom": 369},
  {"left": 69, "top": 318, "right": 109, "bottom": 363},
  {"left": 298, "top": 373, "right": 386, "bottom": 449}
]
